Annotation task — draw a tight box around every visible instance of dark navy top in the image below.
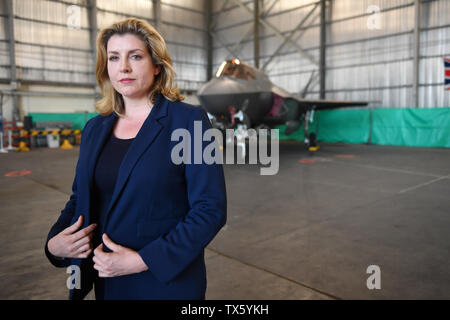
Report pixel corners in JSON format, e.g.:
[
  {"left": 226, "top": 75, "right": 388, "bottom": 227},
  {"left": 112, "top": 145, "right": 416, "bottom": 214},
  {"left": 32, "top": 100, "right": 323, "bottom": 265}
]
[
  {"left": 92, "top": 133, "right": 135, "bottom": 234},
  {"left": 91, "top": 133, "right": 134, "bottom": 299}
]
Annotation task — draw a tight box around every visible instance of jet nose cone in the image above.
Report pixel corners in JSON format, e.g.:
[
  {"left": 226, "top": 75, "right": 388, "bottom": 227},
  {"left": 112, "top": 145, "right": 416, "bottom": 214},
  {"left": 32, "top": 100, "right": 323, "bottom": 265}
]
[
  {"left": 197, "top": 79, "right": 216, "bottom": 97},
  {"left": 198, "top": 77, "right": 243, "bottom": 97},
  {"left": 197, "top": 78, "right": 241, "bottom": 118}
]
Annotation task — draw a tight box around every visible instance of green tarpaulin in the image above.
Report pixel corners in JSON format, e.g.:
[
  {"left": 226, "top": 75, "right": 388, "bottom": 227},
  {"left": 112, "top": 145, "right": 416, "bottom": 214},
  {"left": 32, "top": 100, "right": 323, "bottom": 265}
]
[
  {"left": 28, "top": 113, "right": 98, "bottom": 130},
  {"left": 27, "top": 108, "right": 450, "bottom": 148},
  {"left": 316, "top": 108, "right": 370, "bottom": 144},
  {"left": 275, "top": 107, "right": 450, "bottom": 148},
  {"left": 372, "top": 108, "right": 450, "bottom": 148}
]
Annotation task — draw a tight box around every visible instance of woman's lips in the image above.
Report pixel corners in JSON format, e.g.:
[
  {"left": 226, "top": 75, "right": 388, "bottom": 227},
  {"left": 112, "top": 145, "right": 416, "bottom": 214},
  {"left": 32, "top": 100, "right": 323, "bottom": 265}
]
[{"left": 120, "top": 78, "right": 135, "bottom": 84}]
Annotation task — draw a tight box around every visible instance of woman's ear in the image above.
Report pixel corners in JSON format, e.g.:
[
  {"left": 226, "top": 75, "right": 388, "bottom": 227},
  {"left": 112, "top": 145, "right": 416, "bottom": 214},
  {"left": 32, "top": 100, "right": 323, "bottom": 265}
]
[{"left": 154, "top": 64, "right": 162, "bottom": 76}]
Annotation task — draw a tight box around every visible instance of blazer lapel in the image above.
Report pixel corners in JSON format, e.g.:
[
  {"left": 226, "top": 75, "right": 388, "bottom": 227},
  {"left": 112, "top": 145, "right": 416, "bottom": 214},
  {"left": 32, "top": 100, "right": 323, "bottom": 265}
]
[{"left": 104, "top": 93, "right": 168, "bottom": 221}]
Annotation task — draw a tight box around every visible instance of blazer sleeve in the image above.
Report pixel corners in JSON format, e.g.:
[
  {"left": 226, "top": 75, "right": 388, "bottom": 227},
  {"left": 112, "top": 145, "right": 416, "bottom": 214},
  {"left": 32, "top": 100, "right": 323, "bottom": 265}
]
[
  {"left": 44, "top": 118, "right": 94, "bottom": 268},
  {"left": 137, "top": 107, "right": 227, "bottom": 284}
]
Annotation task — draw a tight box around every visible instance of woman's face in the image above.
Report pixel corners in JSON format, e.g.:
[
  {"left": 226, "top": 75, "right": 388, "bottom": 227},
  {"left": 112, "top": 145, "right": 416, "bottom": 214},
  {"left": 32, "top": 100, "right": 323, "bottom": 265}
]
[{"left": 107, "top": 33, "right": 161, "bottom": 100}]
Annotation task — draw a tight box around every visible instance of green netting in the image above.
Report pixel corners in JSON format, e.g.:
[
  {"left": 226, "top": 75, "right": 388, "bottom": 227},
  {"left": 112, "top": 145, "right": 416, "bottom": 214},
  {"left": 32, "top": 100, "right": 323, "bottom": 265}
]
[
  {"left": 28, "top": 113, "right": 98, "bottom": 130},
  {"left": 372, "top": 108, "right": 450, "bottom": 148},
  {"left": 316, "top": 108, "right": 370, "bottom": 144}
]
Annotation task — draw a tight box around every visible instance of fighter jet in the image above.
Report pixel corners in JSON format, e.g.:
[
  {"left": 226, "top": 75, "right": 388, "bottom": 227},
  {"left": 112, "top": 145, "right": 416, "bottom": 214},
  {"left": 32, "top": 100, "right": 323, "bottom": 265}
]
[{"left": 197, "top": 59, "right": 368, "bottom": 150}]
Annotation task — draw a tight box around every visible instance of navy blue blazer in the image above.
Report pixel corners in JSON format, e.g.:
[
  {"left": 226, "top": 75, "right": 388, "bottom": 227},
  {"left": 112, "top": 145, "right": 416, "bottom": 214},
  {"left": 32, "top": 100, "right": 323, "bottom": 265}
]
[{"left": 45, "top": 93, "right": 227, "bottom": 299}]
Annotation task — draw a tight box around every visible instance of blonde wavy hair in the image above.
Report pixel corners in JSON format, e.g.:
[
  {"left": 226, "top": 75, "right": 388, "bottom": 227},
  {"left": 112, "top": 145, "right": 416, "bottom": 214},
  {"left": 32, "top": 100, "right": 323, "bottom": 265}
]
[{"left": 95, "top": 18, "right": 184, "bottom": 116}]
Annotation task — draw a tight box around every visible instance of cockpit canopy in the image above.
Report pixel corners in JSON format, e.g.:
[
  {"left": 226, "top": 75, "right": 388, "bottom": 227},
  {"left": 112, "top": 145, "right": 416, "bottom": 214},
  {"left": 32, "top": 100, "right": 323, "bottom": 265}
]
[{"left": 215, "top": 59, "right": 256, "bottom": 81}]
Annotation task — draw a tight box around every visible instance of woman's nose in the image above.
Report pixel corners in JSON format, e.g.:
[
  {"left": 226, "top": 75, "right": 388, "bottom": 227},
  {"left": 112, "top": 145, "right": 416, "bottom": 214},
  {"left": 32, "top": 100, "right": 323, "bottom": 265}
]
[{"left": 120, "top": 59, "right": 131, "bottom": 73}]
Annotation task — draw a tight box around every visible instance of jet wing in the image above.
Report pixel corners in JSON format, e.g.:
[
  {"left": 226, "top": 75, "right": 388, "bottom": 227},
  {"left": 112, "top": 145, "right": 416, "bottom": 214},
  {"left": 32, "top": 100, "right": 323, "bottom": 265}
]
[
  {"left": 271, "top": 85, "right": 368, "bottom": 111},
  {"left": 294, "top": 98, "right": 368, "bottom": 111}
]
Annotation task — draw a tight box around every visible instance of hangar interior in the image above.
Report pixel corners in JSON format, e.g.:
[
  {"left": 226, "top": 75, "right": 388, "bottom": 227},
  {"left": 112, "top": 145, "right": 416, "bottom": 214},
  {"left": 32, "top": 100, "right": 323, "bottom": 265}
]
[{"left": 0, "top": 0, "right": 449, "bottom": 299}]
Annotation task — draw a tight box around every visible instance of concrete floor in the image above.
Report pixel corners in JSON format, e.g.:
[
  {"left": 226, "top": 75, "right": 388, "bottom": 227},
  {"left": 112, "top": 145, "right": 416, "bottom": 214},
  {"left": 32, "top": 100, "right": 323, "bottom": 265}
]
[{"left": 1, "top": 141, "right": 449, "bottom": 299}]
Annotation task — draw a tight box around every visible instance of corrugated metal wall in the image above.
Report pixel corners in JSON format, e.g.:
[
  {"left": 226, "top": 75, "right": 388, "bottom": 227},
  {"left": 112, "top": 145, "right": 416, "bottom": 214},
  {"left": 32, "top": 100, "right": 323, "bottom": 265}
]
[
  {"left": 419, "top": 0, "right": 450, "bottom": 107},
  {"left": 0, "top": 1, "right": 11, "bottom": 80},
  {"left": 0, "top": 0, "right": 449, "bottom": 115},
  {"left": 0, "top": 0, "right": 208, "bottom": 92},
  {"left": 159, "top": 0, "right": 207, "bottom": 92},
  {"left": 211, "top": 0, "right": 450, "bottom": 108},
  {"left": 12, "top": 0, "right": 92, "bottom": 84}
]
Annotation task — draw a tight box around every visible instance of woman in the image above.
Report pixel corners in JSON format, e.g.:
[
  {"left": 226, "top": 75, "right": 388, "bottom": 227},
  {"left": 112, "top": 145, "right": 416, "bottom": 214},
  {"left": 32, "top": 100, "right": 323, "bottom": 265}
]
[{"left": 45, "top": 18, "right": 227, "bottom": 300}]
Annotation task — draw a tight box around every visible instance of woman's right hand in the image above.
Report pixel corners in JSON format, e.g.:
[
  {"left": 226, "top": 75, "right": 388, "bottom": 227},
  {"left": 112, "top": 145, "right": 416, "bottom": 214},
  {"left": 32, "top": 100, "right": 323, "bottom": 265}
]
[{"left": 48, "top": 215, "right": 97, "bottom": 259}]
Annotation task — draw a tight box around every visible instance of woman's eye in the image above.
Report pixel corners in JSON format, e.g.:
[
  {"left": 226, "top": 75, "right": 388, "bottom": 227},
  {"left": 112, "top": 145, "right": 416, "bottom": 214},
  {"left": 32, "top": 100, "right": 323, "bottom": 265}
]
[
  {"left": 131, "top": 55, "right": 142, "bottom": 60},
  {"left": 108, "top": 56, "right": 118, "bottom": 61}
]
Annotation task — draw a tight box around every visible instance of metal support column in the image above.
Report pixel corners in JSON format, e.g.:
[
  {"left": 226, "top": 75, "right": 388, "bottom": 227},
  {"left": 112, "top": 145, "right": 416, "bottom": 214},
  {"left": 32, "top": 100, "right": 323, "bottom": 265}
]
[
  {"left": 88, "top": 0, "right": 98, "bottom": 87},
  {"left": 5, "top": 0, "right": 19, "bottom": 121},
  {"left": 319, "top": 0, "right": 326, "bottom": 99},
  {"left": 206, "top": 0, "right": 213, "bottom": 80},
  {"left": 412, "top": 0, "right": 421, "bottom": 107},
  {"left": 153, "top": 0, "right": 162, "bottom": 32},
  {"left": 254, "top": 0, "right": 260, "bottom": 69}
]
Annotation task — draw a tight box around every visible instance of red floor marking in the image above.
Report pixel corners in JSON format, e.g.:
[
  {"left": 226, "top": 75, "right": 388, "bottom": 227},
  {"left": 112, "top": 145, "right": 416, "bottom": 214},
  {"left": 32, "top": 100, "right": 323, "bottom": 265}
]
[
  {"left": 335, "top": 154, "right": 356, "bottom": 159},
  {"left": 4, "top": 170, "right": 32, "bottom": 177},
  {"left": 299, "top": 159, "right": 316, "bottom": 164}
]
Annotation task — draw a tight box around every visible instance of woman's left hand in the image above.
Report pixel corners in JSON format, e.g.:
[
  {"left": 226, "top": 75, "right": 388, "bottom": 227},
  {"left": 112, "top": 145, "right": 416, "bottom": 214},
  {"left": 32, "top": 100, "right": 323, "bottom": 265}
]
[{"left": 93, "top": 234, "right": 149, "bottom": 277}]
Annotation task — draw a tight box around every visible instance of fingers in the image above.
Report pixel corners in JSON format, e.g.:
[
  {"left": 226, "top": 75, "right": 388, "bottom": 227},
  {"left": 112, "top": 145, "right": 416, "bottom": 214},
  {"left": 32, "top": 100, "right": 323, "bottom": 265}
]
[
  {"left": 93, "top": 242, "right": 106, "bottom": 261},
  {"left": 62, "top": 215, "right": 83, "bottom": 235},
  {"left": 62, "top": 217, "right": 97, "bottom": 258},
  {"left": 70, "top": 234, "right": 93, "bottom": 254},
  {"left": 93, "top": 253, "right": 108, "bottom": 270},
  {"left": 71, "top": 223, "right": 97, "bottom": 242},
  {"left": 74, "top": 248, "right": 92, "bottom": 259},
  {"left": 102, "top": 234, "right": 122, "bottom": 252},
  {"left": 93, "top": 243, "right": 110, "bottom": 276},
  {"left": 66, "top": 237, "right": 94, "bottom": 258},
  {"left": 94, "top": 264, "right": 111, "bottom": 278}
]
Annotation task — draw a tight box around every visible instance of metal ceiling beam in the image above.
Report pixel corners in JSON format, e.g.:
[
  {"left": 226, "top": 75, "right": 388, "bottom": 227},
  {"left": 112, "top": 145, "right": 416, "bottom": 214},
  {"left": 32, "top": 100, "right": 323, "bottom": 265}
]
[
  {"left": 209, "top": 0, "right": 250, "bottom": 59},
  {"left": 211, "top": 3, "right": 415, "bottom": 51},
  {"left": 263, "top": 0, "right": 278, "bottom": 19},
  {"left": 262, "top": 2, "right": 319, "bottom": 71},
  {"left": 13, "top": 15, "right": 90, "bottom": 30},
  {"left": 209, "top": 32, "right": 240, "bottom": 58},
  {"left": 231, "top": 0, "right": 318, "bottom": 65},
  {"left": 160, "top": 1, "right": 205, "bottom": 15},
  {"left": 209, "top": 0, "right": 231, "bottom": 32},
  {"left": 0, "top": 90, "right": 97, "bottom": 99},
  {"left": 209, "top": 0, "right": 270, "bottom": 63},
  {"left": 223, "top": 0, "right": 277, "bottom": 61},
  {"left": 15, "top": 40, "right": 92, "bottom": 53},
  {"left": 214, "top": 1, "right": 319, "bottom": 33}
]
